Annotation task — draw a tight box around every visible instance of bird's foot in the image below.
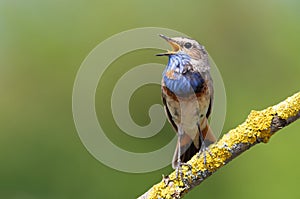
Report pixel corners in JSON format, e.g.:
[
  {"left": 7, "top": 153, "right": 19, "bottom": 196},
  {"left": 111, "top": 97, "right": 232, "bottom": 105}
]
[
  {"left": 197, "top": 146, "right": 212, "bottom": 166},
  {"left": 175, "top": 162, "right": 192, "bottom": 180}
]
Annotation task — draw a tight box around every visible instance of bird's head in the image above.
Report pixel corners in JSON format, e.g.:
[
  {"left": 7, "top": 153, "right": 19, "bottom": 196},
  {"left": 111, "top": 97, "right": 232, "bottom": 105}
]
[{"left": 157, "top": 34, "right": 207, "bottom": 62}]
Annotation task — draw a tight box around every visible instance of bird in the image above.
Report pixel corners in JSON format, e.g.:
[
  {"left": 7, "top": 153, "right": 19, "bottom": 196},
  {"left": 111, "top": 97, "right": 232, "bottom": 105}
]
[{"left": 157, "top": 34, "right": 216, "bottom": 172}]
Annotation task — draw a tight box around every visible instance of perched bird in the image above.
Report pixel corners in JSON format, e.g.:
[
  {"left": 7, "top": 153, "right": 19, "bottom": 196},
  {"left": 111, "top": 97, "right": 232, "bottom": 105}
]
[{"left": 157, "top": 34, "right": 216, "bottom": 170}]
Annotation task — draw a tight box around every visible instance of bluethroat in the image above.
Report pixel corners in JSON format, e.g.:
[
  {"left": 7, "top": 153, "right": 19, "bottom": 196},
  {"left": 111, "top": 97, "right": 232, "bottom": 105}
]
[{"left": 157, "top": 34, "right": 216, "bottom": 174}]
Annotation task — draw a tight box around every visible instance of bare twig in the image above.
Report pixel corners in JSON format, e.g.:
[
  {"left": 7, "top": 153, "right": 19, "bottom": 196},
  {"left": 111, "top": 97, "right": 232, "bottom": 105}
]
[{"left": 138, "top": 92, "right": 300, "bottom": 199}]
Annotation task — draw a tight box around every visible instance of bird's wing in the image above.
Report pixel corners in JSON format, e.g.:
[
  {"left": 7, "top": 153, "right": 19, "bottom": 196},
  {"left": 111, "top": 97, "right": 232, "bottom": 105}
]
[
  {"left": 162, "top": 89, "right": 178, "bottom": 133},
  {"left": 205, "top": 73, "right": 214, "bottom": 118},
  {"left": 204, "top": 74, "right": 216, "bottom": 143}
]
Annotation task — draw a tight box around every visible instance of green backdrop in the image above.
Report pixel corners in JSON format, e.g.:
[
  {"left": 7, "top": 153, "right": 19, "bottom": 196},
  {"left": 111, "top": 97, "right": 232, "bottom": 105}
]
[{"left": 1, "top": 0, "right": 300, "bottom": 198}]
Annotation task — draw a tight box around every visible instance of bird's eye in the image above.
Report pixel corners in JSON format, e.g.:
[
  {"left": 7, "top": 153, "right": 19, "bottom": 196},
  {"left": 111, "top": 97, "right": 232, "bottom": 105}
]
[{"left": 184, "top": 42, "right": 192, "bottom": 49}]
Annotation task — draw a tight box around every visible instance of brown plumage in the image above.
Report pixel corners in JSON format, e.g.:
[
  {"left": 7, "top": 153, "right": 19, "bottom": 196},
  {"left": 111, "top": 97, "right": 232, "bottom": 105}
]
[{"left": 158, "top": 35, "right": 216, "bottom": 169}]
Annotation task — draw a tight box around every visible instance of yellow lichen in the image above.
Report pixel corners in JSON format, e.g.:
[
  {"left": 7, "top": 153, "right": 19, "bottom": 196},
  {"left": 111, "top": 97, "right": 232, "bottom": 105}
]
[
  {"left": 274, "top": 93, "right": 300, "bottom": 119},
  {"left": 147, "top": 171, "right": 186, "bottom": 199},
  {"left": 148, "top": 181, "right": 177, "bottom": 199},
  {"left": 183, "top": 145, "right": 232, "bottom": 174},
  {"left": 216, "top": 105, "right": 277, "bottom": 149}
]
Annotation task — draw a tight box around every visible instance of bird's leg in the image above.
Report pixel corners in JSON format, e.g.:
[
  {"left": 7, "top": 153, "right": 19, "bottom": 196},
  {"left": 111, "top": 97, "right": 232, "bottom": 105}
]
[
  {"left": 197, "top": 124, "right": 212, "bottom": 166},
  {"left": 175, "top": 129, "right": 193, "bottom": 179},
  {"left": 175, "top": 132, "right": 183, "bottom": 179},
  {"left": 198, "top": 126, "right": 207, "bottom": 164}
]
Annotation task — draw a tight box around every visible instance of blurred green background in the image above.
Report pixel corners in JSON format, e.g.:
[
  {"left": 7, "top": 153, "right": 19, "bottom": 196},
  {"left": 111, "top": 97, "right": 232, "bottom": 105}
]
[{"left": 1, "top": 0, "right": 300, "bottom": 198}]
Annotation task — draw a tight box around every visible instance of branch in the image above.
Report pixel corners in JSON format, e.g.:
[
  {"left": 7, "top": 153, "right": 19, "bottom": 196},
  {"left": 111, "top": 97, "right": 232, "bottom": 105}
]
[{"left": 138, "top": 92, "right": 300, "bottom": 199}]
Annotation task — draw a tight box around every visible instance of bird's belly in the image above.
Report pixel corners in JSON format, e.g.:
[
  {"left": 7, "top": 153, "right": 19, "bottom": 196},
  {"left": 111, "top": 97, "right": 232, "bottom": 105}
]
[
  {"left": 166, "top": 95, "right": 209, "bottom": 138},
  {"left": 180, "top": 100, "right": 200, "bottom": 127}
]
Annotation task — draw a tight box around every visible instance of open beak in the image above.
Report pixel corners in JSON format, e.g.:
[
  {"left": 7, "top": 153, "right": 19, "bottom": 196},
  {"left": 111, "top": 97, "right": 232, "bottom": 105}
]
[{"left": 156, "top": 34, "right": 181, "bottom": 56}]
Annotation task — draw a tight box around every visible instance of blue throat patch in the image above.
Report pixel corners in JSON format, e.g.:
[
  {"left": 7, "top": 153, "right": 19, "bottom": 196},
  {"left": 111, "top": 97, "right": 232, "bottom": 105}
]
[{"left": 163, "top": 53, "right": 205, "bottom": 97}]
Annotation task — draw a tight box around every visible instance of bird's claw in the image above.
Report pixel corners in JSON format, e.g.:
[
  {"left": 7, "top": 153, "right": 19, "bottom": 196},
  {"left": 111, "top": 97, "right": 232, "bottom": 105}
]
[
  {"left": 175, "top": 162, "right": 192, "bottom": 179},
  {"left": 197, "top": 147, "right": 212, "bottom": 166}
]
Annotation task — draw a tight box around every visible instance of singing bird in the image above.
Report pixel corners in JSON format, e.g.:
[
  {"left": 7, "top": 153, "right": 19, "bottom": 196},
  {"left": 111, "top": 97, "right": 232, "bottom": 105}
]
[{"left": 157, "top": 34, "right": 216, "bottom": 170}]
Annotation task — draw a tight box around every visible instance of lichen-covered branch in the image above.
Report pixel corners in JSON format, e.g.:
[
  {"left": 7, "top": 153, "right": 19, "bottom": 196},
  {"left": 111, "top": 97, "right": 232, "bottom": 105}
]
[{"left": 138, "top": 92, "right": 300, "bottom": 199}]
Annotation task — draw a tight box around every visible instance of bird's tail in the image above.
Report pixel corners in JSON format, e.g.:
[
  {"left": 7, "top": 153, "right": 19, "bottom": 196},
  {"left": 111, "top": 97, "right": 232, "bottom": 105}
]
[{"left": 172, "top": 122, "right": 216, "bottom": 169}]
